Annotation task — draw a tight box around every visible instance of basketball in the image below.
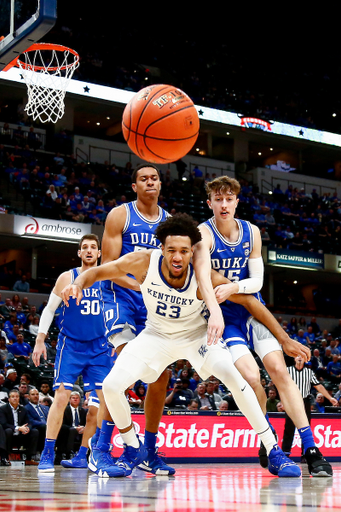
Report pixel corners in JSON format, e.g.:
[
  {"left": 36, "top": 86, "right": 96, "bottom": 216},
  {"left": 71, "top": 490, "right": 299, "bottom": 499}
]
[{"left": 122, "top": 84, "right": 200, "bottom": 164}]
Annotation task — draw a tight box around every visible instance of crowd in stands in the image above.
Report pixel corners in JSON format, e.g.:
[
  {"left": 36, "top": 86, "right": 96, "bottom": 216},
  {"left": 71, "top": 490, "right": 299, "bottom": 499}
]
[
  {"left": 2, "top": 125, "right": 341, "bottom": 258},
  {"left": 46, "top": 14, "right": 341, "bottom": 137}
]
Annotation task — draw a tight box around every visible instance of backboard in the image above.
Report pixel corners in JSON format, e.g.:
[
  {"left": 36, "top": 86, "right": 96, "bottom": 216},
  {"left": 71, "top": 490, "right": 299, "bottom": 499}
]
[{"left": 0, "top": 0, "right": 57, "bottom": 71}]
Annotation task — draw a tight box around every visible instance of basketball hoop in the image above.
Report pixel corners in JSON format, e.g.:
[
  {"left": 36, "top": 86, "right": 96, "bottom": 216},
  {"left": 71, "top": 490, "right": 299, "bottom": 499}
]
[{"left": 16, "top": 43, "right": 79, "bottom": 124}]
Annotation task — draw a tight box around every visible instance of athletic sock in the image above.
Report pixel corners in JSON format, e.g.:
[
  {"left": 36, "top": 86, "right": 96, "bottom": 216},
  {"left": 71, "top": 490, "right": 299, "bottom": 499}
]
[
  {"left": 92, "top": 427, "right": 100, "bottom": 445},
  {"left": 120, "top": 427, "right": 139, "bottom": 449},
  {"left": 259, "top": 427, "right": 278, "bottom": 455},
  {"left": 144, "top": 430, "right": 157, "bottom": 453},
  {"left": 298, "top": 426, "right": 315, "bottom": 451},
  {"left": 97, "top": 421, "right": 115, "bottom": 452},
  {"left": 78, "top": 445, "right": 88, "bottom": 458}
]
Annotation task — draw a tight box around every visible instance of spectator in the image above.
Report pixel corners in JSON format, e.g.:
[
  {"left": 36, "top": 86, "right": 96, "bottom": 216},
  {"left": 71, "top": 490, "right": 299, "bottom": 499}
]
[
  {"left": 308, "top": 317, "right": 321, "bottom": 336},
  {"left": 0, "top": 389, "right": 39, "bottom": 465},
  {"left": 266, "top": 387, "right": 279, "bottom": 412},
  {"left": 39, "top": 382, "right": 54, "bottom": 404},
  {"left": 194, "top": 382, "right": 216, "bottom": 411},
  {"left": 61, "top": 391, "right": 87, "bottom": 460},
  {"left": 218, "top": 400, "right": 229, "bottom": 411},
  {"left": 13, "top": 275, "right": 30, "bottom": 293},
  {"left": 205, "top": 380, "right": 222, "bottom": 408},
  {"left": 187, "top": 399, "right": 199, "bottom": 411},
  {"left": 303, "top": 325, "right": 316, "bottom": 346},
  {"left": 4, "top": 369, "right": 19, "bottom": 391},
  {"left": 314, "top": 393, "right": 326, "bottom": 413},
  {"left": 294, "top": 328, "right": 308, "bottom": 346},
  {"left": 165, "top": 378, "right": 192, "bottom": 409},
  {"left": 7, "top": 332, "right": 32, "bottom": 362},
  {"left": 25, "top": 387, "right": 49, "bottom": 453},
  {"left": 0, "top": 374, "right": 9, "bottom": 402},
  {"left": 326, "top": 354, "right": 341, "bottom": 384}
]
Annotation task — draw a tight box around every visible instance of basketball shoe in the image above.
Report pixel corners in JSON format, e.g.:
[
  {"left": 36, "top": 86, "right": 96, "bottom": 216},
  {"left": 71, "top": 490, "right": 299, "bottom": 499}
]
[
  {"left": 305, "top": 447, "right": 333, "bottom": 477},
  {"left": 38, "top": 446, "right": 55, "bottom": 473},
  {"left": 114, "top": 440, "right": 148, "bottom": 477},
  {"left": 268, "top": 444, "right": 301, "bottom": 477},
  {"left": 138, "top": 448, "right": 175, "bottom": 475},
  {"left": 61, "top": 450, "right": 88, "bottom": 469}
]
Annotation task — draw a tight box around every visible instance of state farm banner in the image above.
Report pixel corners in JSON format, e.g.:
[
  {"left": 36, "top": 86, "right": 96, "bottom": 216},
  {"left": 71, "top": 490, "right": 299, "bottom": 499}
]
[
  {"left": 111, "top": 412, "right": 341, "bottom": 461},
  {"left": 13, "top": 215, "right": 91, "bottom": 241}
]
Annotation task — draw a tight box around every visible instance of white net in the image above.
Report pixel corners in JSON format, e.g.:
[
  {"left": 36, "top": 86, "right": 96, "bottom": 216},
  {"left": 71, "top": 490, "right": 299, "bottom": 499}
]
[{"left": 17, "top": 44, "right": 79, "bottom": 124}]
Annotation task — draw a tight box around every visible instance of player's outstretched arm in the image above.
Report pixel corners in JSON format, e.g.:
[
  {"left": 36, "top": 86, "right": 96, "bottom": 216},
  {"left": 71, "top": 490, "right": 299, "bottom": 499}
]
[
  {"left": 210, "top": 269, "right": 311, "bottom": 362},
  {"left": 101, "top": 205, "right": 140, "bottom": 291},
  {"left": 193, "top": 226, "right": 224, "bottom": 345},
  {"left": 61, "top": 250, "right": 151, "bottom": 307}
]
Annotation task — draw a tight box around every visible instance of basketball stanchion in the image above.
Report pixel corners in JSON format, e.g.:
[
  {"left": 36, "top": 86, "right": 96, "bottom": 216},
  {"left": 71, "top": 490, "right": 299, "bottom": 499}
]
[{"left": 8, "top": 43, "right": 79, "bottom": 124}]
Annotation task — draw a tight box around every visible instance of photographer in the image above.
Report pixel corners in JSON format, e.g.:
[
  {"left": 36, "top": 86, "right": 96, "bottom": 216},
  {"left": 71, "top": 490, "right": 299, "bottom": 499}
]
[{"left": 165, "top": 378, "right": 193, "bottom": 409}]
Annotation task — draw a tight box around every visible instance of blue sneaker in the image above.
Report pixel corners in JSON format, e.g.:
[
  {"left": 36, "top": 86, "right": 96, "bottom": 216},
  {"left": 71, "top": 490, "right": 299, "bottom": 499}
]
[
  {"left": 61, "top": 451, "right": 88, "bottom": 468},
  {"left": 268, "top": 445, "right": 301, "bottom": 477},
  {"left": 38, "top": 447, "right": 55, "bottom": 473},
  {"left": 114, "top": 440, "right": 148, "bottom": 477},
  {"left": 138, "top": 448, "right": 176, "bottom": 475},
  {"left": 88, "top": 445, "right": 124, "bottom": 478}
]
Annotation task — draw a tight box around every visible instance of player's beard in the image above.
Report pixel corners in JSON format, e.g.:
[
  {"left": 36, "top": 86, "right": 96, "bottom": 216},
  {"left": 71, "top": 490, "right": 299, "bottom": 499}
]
[{"left": 168, "top": 269, "right": 185, "bottom": 281}]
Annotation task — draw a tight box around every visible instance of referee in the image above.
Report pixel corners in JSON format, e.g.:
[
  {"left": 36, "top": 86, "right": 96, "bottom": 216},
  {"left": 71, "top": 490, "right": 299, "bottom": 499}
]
[{"left": 282, "top": 355, "right": 338, "bottom": 457}]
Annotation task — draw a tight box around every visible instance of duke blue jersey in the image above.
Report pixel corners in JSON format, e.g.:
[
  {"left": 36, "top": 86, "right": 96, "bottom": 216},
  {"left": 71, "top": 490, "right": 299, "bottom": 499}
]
[
  {"left": 202, "top": 217, "right": 264, "bottom": 326},
  {"left": 59, "top": 267, "right": 106, "bottom": 341},
  {"left": 140, "top": 249, "right": 207, "bottom": 337},
  {"left": 104, "top": 201, "right": 169, "bottom": 306}
]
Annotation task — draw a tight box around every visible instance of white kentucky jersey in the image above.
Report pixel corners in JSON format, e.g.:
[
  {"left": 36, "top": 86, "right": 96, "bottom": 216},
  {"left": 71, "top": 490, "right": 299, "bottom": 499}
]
[{"left": 140, "top": 249, "right": 207, "bottom": 338}]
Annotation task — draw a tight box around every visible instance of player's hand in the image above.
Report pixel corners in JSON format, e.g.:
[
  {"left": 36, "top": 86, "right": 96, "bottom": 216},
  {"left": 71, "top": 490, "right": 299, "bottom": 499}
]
[
  {"left": 214, "top": 283, "right": 239, "bottom": 304},
  {"left": 207, "top": 307, "right": 224, "bottom": 345},
  {"left": 61, "top": 283, "right": 83, "bottom": 306},
  {"left": 281, "top": 337, "right": 311, "bottom": 362},
  {"left": 32, "top": 337, "right": 47, "bottom": 367}
]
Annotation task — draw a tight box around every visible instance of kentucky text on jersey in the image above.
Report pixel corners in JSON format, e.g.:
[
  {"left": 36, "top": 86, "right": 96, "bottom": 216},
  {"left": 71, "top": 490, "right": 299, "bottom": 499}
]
[{"left": 147, "top": 288, "right": 194, "bottom": 306}]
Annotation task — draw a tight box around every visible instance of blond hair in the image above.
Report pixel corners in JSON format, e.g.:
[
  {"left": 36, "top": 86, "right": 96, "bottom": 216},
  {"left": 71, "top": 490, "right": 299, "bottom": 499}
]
[{"left": 205, "top": 176, "right": 241, "bottom": 199}]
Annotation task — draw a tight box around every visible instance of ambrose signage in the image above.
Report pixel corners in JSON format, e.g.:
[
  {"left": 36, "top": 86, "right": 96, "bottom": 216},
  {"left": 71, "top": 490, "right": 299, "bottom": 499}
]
[{"left": 13, "top": 215, "right": 91, "bottom": 241}]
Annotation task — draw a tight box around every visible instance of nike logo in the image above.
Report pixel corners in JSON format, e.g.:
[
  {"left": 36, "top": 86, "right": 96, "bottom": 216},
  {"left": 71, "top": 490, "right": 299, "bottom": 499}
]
[
  {"left": 151, "top": 282, "right": 161, "bottom": 286},
  {"left": 217, "top": 248, "right": 227, "bottom": 253},
  {"left": 241, "top": 385, "right": 246, "bottom": 392},
  {"left": 300, "top": 427, "right": 309, "bottom": 433},
  {"left": 133, "top": 223, "right": 142, "bottom": 226}
]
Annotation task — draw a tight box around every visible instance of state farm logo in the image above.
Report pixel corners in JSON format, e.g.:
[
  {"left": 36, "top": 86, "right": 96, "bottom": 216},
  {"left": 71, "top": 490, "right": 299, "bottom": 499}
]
[{"left": 24, "top": 217, "right": 39, "bottom": 234}]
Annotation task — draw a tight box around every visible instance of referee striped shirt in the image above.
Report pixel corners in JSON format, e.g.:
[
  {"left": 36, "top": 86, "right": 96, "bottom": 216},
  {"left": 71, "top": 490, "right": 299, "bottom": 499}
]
[{"left": 287, "top": 365, "right": 320, "bottom": 399}]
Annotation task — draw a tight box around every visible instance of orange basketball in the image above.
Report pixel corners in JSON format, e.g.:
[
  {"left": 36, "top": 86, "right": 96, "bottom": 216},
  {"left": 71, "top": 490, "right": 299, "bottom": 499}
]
[{"left": 122, "top": 84, "right": 200, "bottom": 164}]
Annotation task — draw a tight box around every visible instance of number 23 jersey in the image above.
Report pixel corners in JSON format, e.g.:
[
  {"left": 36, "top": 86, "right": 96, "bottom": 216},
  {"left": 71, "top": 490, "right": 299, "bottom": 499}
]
[
  {"left": 140, "top": 249, "right": 207, "bottom": 338},
  {"left": 59, "top": 267, "right": 106, "bottom": 341}
]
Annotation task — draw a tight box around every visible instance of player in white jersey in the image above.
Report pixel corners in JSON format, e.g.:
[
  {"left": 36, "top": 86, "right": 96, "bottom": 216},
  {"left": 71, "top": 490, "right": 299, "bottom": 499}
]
[
  {"left": 192, "top": 175, "right": 333, "bottom": 477},
  {"left": 61, "top": 213, "right": 301, "bottom": 478}
]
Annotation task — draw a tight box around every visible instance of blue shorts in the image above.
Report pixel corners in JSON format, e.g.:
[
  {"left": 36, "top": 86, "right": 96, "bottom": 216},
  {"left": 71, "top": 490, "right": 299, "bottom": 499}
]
[
  {"left": 88, "top": 389, "right": 100, "bottom": 408},
  {"left": 101, "top": 280, "right": 147, "bottom": 340},
  {"left": 221, "top": 302, "right": 253, "bottom": 349},
  {"left": 53, "top": 334, "right": 111, "bottom": 392}
]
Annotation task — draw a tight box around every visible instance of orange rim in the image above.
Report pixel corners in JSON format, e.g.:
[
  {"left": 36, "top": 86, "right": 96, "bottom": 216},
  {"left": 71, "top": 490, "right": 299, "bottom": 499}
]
[{"left": 16, "top": 43, "right": 79, "bottom": 72}]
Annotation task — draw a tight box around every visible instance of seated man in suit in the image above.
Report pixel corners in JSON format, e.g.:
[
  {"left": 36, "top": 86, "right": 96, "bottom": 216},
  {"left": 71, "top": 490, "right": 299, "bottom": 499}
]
[
  {"left": 0, "top": 389, "right": 38, "bottom": 465},
  {"left": 25, "top": 388, "right": 50, "bottom": 453},
  {"left": 61, "top": 391, "right": 87, "bottom": 459}
]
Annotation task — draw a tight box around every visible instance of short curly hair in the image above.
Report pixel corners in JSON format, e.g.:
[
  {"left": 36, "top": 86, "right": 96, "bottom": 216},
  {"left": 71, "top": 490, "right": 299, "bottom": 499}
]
[{"left": 155, "top": 213, "right": 202, "bottom": 246}]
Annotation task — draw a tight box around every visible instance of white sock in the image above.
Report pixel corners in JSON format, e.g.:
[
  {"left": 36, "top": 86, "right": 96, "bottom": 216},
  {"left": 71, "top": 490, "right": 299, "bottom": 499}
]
[
  {"left": 120, "top": 427, "right": 139, "bottom": 449},
  {"left": 259, "top": 427, "right": 277, "bottom": 455}
]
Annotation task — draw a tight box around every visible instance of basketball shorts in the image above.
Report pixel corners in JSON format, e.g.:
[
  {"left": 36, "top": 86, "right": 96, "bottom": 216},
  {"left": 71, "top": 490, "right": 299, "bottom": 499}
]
[
  {"left": 88, "top": 389, "right": 100, "bottom": 409},
  {"left": 116, "top": 325, "right": 228, "bottom": 383},
  {"left": 101, "top": 280, "right": 147, "bottom": 347},
  {"left": 223, "top": 315, "right": 282, "bottom": 363},
  {"left": 53, "top": 333, "right": 111, "bottom": 392}
]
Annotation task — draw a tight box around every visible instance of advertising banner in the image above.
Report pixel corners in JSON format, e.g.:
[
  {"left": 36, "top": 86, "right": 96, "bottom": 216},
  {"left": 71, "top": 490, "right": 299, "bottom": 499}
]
[{"left": 111, "top": 412, "right": 341, "bottom": 462}]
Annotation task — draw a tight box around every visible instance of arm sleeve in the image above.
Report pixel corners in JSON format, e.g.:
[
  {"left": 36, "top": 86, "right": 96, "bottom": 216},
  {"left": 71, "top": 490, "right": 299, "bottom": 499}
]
[
  {"left": 38, "top": 292, "right": 62, "bottom": 335},
  {"left": 237, "top": 256, "right": 264, "bottom": 294}
]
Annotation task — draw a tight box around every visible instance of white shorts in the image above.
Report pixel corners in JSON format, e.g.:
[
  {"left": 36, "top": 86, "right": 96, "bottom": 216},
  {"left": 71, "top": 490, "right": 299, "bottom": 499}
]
[{"left": 229, "top": 319, "right": 282, "bottom": 364}]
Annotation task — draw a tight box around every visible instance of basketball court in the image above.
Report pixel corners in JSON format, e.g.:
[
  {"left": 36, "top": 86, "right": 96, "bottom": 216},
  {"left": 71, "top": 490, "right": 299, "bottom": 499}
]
[
  {"left": 0, "top": 463, "right": 339, "bottom": 512},
  {"left": 0, "top": 2, "right": 341, "bottom": 511}
]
